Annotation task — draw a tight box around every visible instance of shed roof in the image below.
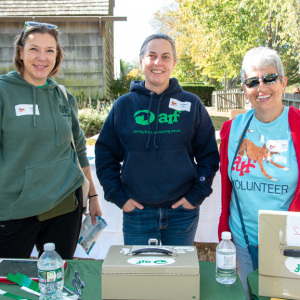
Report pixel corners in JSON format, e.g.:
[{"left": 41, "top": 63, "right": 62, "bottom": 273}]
[{"left": 0, "top": 0, "right": 111, "bottom": 17}]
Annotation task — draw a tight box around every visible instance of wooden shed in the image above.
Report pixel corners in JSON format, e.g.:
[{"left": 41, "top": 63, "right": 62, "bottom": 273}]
[{"left": 0, "top": 0, "right": 126, "bottom": 100}]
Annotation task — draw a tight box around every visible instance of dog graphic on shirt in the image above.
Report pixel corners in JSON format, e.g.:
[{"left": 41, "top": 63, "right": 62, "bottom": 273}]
[{"left": 238, "top": 135, "right": 289, "bottom": 182}]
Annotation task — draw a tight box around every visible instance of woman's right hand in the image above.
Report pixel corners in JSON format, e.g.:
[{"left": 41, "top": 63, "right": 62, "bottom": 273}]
[{"left": 122, "top": 199, "right": 144, "bottom": 212}]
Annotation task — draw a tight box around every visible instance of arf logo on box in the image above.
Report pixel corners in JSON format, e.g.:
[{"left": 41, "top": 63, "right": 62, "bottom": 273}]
[{"left": 127, "top": 257, "right": 175, "bottom": 266}]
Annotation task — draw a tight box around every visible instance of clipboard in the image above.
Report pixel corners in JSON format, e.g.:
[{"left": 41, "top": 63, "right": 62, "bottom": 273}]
[{"left": 0, "top": 259, "right": 38, "bottom": 283}]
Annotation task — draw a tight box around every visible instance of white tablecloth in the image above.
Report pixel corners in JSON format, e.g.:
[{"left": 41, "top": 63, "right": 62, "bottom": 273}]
[{"left": 31, "top": 146, "right": 221, "bottom": 259}]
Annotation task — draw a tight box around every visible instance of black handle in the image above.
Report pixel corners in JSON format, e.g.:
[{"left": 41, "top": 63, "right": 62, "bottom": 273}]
[
  {"left": 131, "top": 248, "right": 173, "bottom": 256},
  {"left": 283, "top": 249, "right": 300, "bottom": 257}
]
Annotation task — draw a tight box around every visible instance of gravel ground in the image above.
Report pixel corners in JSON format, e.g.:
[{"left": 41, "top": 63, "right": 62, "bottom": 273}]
[{"left": 206, "top": 106, "right": 230, "bottom": 117}]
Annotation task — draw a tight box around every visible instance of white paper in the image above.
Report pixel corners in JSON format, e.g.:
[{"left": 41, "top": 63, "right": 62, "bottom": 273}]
[{"left": 286, "top": 215, "right": 300, "bottom": 246}]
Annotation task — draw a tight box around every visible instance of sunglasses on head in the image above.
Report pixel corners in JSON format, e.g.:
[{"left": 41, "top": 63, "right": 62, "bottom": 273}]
[
  {"left": 243, "top": 73, "right": 280, "bottom": 88},
  {"left": 24, "top": 21, "right": 58, "bottom": 31}
]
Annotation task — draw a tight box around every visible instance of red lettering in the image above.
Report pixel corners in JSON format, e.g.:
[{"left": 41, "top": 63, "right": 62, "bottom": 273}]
[
  {"left": 293, "top": 227, "right": 300, "bottom": 235},
  {"left": 232, "top": 156, "right": 241, "bottom": 171},
  {"left": 232, "top": 157, "right": 256, "bottom": 176}
]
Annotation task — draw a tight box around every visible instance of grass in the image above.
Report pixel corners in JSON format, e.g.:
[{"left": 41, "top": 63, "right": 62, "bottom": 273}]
[
  {"left": 86, "top": 138, "right": 97, "bottom": 146},
  {"left": 210, "top": 116, "right": 229, "bottom": 131}
]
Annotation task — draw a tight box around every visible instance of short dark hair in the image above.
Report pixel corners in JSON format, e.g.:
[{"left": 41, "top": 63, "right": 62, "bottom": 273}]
[
  {"left": 14, "top": 24, "right": 63, "bottom": 77},
  {"left": 139, "top": 33, "right": 177, "bottom": 62}
]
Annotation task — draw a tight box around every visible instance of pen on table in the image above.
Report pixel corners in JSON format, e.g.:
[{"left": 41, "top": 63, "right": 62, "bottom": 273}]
[
  {"left": 64, "top": 285, "right": 76, "bottom": 296},
  {"left": 75, "top": 270, "right": 85, "bottom": 288},
  {"left": 72, "top": 278, "right": 82, "bottom": 296},
  {"left": 64, "top": 285, "right": 82, "bottom": 300}
]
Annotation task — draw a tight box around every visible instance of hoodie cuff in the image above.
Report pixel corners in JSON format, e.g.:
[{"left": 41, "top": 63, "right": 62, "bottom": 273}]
[
  {"left": 78, "top": 155, "right": 90, "bottom": 168},
  {"left": 108, "top": 188, "right": 129, "bottom": 209},
  {"left": 185, "top": 182, "right": 213, "bottom": 207}
]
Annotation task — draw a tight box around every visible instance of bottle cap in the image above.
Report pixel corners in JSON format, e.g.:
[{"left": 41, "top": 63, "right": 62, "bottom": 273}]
[
  {"left": 221, "top": 231, "right": 231, "bottom": 240},
  {"left": 43, "top": 243, "right": 55, "bottom": 251}
]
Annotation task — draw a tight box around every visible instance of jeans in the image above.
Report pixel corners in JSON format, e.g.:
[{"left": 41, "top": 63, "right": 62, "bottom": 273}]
[
  {"left": 234, "top": 240, "right": 254, "bottom": 300},
  {"left": 123, "top": 205, "right": 199, "bottom": 246}
]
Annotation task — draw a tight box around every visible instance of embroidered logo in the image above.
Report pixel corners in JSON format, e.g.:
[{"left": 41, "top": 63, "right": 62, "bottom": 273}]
[{"left": 59, "top": 105, "right": 71, "bottom": 117}]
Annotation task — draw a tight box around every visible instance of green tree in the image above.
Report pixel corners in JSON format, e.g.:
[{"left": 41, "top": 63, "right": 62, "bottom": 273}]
[
  {"left": 172, "top": 53, "right": 203, "bottom": 83},
  {"left": 153, "top": 0, "right": 300, "bottom": 87},
  {"left": 111, "top": 60, "right": 144, "bottom": 99},
  {"left": 152, "top": 4, "right": 207, "bottom": 84},
  {"left": 276, "top": 0, "right": 300, "bottom": 84}
]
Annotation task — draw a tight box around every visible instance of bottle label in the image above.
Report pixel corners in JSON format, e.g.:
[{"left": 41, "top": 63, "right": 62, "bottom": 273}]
[
  {"left": 38, "top": 267, "right": 64, "bottom": 284},
  {"left": 216, "top": 253, "right": 236, "bottom": 269}
]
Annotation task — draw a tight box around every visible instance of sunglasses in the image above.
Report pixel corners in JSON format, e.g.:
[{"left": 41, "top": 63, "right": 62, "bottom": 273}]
[
  {"left": 24, "top": 21, "right": 58, "bottom": 31},
  {"left": 243, "top": 73, "right": 280, "bottom": 88}
]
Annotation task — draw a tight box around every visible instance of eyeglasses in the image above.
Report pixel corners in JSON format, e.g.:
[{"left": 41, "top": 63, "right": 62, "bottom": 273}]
[
  {"left": 243, "top": 73, "right": 280, "bottom": 88},
  {"left": 24, "top": 21, "right": 58, "bottom": 31}
]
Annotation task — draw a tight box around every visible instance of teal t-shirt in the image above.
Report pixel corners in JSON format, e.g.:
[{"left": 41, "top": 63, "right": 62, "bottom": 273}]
[
  {"left": 37, "top": 81, "right": 49, "bottom": 88},
  {"left": 228, "top": 106, "right": 298, "bottom": 248}
]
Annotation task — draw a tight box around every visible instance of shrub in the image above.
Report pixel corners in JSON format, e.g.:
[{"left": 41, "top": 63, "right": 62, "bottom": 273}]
[
  {"left": 180, "top": 83, "right": 215, "bottom": 106},
  {"left": 111, "top": 69, "right": 144, "bottom": 100},
  {"left": 79, "top": 103, "right": 113, "bottom": 138}
]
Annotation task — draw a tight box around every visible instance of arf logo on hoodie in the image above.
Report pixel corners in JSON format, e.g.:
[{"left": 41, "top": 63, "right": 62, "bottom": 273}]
[
  {"left": 134, "top": 110, "right": 155, "bottom": 125},
  {"left": 134, "top": 110, "right": 181, "bottom": 125}
]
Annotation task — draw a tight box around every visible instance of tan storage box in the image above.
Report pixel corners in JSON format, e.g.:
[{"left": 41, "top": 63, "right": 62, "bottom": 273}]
[
  {"left": 258, "top": 210, "right": 300, "bottom": 299},
  {"left": 102, "top": 245, "right": 200, "bottom": 300}
]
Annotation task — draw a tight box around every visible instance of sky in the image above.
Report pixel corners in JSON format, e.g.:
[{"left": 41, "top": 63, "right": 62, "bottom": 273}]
[{"left": 113, "top": 0, "right": 175, "bottom": 75}]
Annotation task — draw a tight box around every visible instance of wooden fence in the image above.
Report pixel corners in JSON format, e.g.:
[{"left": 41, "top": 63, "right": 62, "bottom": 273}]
[
  {"left": 212, "top": 89, "right": 300, "bottom": 111},
  {"left": 282, "top": 93, "right": 300, "bottom": 108},
  {"left": 212, "top": 88, "right": 244, "bottom": 111}
]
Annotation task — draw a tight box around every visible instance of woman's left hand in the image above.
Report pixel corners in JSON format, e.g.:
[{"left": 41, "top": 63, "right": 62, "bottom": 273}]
[
  {"left": 89, "top": 196, "right": 102, "bottom": 225},
  {"left": 171, "top": 197, "right": 196, "bottom": 210},
  {"left": 82, "top": 165, "right": 103, "bottom": 225}
]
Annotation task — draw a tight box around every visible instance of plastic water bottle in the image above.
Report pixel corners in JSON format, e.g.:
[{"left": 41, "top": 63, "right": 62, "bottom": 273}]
[
  {"left": 38, "top": 243, "right": 64, "bottom": 300},
  {"left": 216, "top": 231, "right": 236, "bottom": 284}
]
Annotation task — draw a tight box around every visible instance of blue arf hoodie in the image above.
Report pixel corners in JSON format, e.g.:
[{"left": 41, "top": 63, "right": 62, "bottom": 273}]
[{"left": 95, "top": 78, "right": 219, "bottom": 209}]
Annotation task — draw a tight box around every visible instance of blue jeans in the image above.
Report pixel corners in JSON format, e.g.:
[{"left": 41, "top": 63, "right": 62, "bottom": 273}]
[
  {"left": 234, "top": 240, "right": 254, "bottom": 300},
  {"left": 123, "top": 206, "right": 199, "bottom": 246}
]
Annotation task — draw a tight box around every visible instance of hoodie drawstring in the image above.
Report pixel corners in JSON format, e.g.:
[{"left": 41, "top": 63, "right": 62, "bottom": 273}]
[
  {"left": 31, "top": 86, "right": 37, "bottom": 127},
  {"left": 146, "top": 92, "right": 154, "bottom": 149},
  {"left": 49, "top": 89, "right": 60, "bottom": 146},
  {"left": 153, "top": 95, "right": 163, "bottom": 149},
  {"left": 145, "top": 92, "right": 163, "bottom": 149}
]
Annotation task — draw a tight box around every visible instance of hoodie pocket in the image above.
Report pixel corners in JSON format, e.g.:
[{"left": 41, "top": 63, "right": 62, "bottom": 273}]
[
  {"left": 121, "top": 149, "right": 198, "bottom": 204},
  {"left": 12, "top": 157, "right": 82, "bottom": 219}
]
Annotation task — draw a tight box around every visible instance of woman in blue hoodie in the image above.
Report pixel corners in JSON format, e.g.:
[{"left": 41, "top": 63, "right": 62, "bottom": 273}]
[
  {"left": 95, "top": 33, "right": 219, "bottom": 245},
  {"left": 0, "top": 22, "right": 101, "bottom": 259}
]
